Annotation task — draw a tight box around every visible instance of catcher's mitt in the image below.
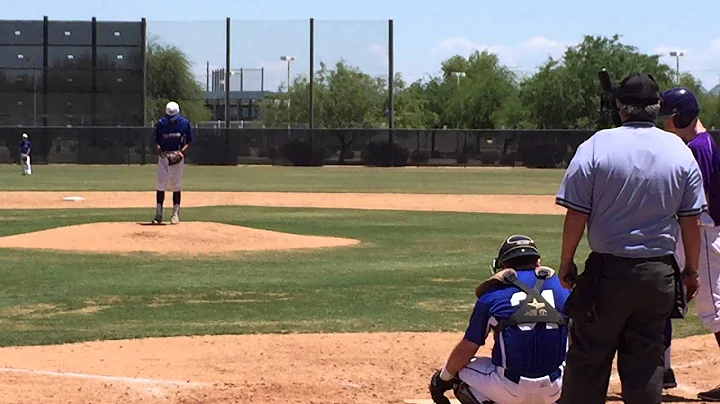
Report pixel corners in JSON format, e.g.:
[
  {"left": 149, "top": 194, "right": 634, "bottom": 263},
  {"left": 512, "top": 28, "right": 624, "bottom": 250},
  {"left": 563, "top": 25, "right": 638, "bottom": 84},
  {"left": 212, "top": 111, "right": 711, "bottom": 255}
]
[{"left": 164, "top": 151, "right": 184, "bottom": 166}]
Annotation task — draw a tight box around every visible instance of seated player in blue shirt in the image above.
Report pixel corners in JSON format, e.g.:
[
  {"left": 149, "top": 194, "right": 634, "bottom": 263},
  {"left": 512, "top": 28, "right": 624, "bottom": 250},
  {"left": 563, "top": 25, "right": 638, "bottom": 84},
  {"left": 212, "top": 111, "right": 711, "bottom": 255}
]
[{"left": 429, "top": 235, "right": 570, "bottom": 404}]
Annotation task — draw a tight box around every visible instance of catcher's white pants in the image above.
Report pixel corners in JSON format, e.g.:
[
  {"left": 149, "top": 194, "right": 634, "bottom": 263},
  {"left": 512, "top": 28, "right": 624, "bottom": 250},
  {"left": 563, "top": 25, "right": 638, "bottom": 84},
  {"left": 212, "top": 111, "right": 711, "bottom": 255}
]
[
  {"left": 457, "top": 357, "right": 562, "bottom": 404},
  {"left": 675, "top": 222, "right": 720, "bottom": 334},
  {"left": 156, "top": 155, "right": 184, "bottom": 192},
  {"left": 20, "top": 154, "right": 31, "bottom": 175}
]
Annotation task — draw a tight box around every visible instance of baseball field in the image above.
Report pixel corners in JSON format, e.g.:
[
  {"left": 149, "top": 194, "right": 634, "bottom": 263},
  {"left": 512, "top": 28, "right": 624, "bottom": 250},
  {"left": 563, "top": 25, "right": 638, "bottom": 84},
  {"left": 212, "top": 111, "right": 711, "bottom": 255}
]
[{"left": 0, "top": 165, "right": 716, "bottom": 404}]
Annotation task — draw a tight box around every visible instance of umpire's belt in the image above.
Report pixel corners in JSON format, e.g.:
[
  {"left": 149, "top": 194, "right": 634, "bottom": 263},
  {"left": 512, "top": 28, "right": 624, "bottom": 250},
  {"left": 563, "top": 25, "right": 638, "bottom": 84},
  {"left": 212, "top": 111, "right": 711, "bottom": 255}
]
[
  {"left": 589, "top": 252, "right": 676, "bottom": 268},
  {"left": 502, "top": 367, "right": 562, "bottom": 384}
]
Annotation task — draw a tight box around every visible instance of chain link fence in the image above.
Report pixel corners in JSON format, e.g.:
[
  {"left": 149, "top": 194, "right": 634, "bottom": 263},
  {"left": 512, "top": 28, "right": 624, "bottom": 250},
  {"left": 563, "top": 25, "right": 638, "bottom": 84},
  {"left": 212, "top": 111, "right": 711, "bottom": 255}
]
[{"left": 5, "top": 127, "right": 701, "bottom": 168}]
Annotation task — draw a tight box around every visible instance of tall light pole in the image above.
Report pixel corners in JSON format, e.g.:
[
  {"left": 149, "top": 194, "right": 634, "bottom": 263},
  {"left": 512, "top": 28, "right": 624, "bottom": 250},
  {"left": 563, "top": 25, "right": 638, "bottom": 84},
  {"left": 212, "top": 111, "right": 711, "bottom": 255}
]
[
  {"left": 451, "top": 72, "right": 466, "bottom": 129},
  {"left": 280, "top": 56, "right": 295, "bottom": 130},
  {"left": 280, "top": 55, "right": 296, "bottom": 91},
  {"left": 451, "top": 71, "right": 466, "bottom": 87},
  {"left": 669, "top": 51, "right": 684, "bottom": 83}
]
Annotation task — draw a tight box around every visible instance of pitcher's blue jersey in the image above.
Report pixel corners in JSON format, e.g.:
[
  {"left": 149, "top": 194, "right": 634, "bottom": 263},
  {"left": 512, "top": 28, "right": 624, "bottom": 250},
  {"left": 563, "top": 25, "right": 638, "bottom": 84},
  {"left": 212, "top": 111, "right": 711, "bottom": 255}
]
[
  {"left": 20, "top": 139, "right": 31, "bottom": 154},
  {"left": 464, "top": 269, "right": 570, "bottom": 378},
  {"left": 155, "top": 115, "right": 194, "bottom": 152}
]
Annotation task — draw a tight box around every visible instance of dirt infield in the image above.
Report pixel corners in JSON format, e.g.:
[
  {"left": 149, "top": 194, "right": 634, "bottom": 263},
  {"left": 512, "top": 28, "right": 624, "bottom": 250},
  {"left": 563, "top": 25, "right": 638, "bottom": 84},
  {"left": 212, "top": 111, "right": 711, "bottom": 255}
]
[
  {"left": 0, "top": 222, "right": 359, "bottom": 255},
  {"left": 0, "top": 191, "right": 565, "bottom": 215},
  {"left": 1, "top": 191, "right": 718, "bottom": 403},
  {"left": 0, "top": 332, "right": 717, "bottom": 404}
]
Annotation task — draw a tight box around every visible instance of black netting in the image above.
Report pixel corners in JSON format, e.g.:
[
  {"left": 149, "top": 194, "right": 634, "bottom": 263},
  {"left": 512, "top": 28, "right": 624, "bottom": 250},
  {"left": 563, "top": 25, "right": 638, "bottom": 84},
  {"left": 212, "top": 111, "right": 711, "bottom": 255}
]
[
  {"left": 47, "top": 21, "right": 93, "bottom": 46},
  {"left": 96, "top": 46, "right": 143, "bottom": 70},
  {"left": 46, "top": 69, "right": 93, "bottom": 92},
  {"left": 0, "top": 46, "right": 43, "bottom": 69},
  {"left": 0, "top": 21, "right": 44, "bottom": 45},
  {"left": 47, "top": 46, "right": 93, "bottom": 69}
]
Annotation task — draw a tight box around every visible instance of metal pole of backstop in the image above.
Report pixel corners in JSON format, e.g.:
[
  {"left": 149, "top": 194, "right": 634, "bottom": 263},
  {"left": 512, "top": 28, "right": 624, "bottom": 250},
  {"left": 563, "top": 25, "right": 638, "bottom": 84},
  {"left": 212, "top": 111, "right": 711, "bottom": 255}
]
[
  {"left": 225, "top": 17, "right": 231, "bottom": 130},
  {"left": 309, "top": 18, "right": 315, "bottom": 129},
  {"left": 388, "top": 19, "right": 394, "bottom": 166}
]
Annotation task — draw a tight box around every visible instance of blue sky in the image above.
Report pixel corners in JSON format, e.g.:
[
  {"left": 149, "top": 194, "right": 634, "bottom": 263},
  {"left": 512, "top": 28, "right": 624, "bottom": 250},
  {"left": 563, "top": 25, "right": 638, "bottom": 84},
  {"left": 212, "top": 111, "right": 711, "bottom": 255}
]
[{"left": 4, "top": 0, "right": 720, "bottom": 91}]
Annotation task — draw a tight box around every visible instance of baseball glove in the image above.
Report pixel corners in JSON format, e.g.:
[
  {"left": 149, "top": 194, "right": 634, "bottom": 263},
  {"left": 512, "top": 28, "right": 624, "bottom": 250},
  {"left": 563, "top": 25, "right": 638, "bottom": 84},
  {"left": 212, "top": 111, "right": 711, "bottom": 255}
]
[
  {"left": 428, "top": 370, "right": 453, "bottom": 404},
  {"left": 20, "top": 154, "right": 28, "bottom": 163},
  {"left": 165, "top": 151, "right": 184, "bottom": 166}
]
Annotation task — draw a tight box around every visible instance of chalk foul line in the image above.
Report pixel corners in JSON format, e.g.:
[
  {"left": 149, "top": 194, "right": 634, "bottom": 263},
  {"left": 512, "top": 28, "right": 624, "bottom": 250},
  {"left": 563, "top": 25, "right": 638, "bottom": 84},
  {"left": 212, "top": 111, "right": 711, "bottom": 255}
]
[{"left": 0, "top": 367, "right": 210, "bottom": 387}]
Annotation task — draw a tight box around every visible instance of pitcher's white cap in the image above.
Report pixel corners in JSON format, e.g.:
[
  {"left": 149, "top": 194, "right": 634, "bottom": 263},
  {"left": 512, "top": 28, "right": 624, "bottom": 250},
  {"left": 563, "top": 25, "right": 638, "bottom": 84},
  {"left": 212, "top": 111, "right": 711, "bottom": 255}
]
[
  {"left": 166, "top": 101, "right": 180, "bottom": 116},
  {"left": 22, "top": 133, "right": 28, "bottom": 139}
]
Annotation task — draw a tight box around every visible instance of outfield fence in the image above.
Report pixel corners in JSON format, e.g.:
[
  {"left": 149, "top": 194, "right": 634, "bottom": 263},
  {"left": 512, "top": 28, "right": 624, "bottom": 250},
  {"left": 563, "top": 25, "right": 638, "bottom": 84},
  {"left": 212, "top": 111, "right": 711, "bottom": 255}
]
[{"left": 4, "top": 127, "right": 716, "bottom": 168}]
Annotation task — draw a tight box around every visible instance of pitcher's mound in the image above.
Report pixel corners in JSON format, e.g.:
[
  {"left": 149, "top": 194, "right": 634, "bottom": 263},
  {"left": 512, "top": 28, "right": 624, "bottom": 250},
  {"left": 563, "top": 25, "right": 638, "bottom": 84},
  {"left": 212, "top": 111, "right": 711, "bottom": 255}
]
[{"left": 0, "top": 222, "right": 360, "bottom": 255}]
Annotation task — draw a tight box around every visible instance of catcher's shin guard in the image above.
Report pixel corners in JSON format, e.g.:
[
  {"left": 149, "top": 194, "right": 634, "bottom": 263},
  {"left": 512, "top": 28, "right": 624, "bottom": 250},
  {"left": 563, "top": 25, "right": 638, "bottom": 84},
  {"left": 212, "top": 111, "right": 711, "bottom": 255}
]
[{"left": 453, "top": 381, "right": 489, "bottom": 404}]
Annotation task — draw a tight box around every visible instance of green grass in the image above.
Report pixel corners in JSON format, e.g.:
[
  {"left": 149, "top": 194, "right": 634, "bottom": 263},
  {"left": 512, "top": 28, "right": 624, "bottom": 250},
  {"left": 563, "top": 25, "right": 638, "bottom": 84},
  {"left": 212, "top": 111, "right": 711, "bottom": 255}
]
[
  {"left": 0, "top": 206, "right": 705, "bottom": 346},
  {"left": 0, "top": 165, "right": 566, "bottom": 194}
]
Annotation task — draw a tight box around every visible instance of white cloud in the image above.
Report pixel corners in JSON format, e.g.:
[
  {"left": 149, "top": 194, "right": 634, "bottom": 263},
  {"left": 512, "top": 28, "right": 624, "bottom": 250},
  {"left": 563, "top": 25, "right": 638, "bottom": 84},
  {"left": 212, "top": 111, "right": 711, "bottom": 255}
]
[
  {"left": 431, "top": 36, "right": 572, "bottom": 75},
  {"left": 519, "top": 36, "right": 567, "bottom": 53},
  {"left": 437, "top": 37, "right": 509, "bottom": 57},
  {"left": 711, "top": 39, "right": 720, "bottom": 51},
  {"left": 368, "top": 44, "right": 388, "bottom": 65}
]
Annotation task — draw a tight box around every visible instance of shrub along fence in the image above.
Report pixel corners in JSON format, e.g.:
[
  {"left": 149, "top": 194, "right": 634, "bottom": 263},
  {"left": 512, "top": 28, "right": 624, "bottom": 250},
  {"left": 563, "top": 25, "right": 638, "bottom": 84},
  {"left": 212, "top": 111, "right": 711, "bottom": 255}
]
[{"left": 2, "top": 127, "right": 715, "bottom": 168}]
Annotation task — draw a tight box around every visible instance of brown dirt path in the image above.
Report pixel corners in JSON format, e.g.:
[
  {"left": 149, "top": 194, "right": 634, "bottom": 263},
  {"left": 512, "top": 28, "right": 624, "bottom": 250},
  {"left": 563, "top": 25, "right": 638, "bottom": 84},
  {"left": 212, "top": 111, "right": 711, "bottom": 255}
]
[
  {"left": 0, "top": 191, "right": 564, "bottom": 215},
  {"left": 0, "top": 332, "right": 716, "bottom": 404}
]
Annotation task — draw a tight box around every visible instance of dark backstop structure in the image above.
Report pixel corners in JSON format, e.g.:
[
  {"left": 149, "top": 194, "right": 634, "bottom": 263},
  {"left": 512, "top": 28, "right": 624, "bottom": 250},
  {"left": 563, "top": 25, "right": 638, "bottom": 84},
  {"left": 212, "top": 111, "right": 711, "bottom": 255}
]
[
  {"left": 0, "top": 18, "right": 146, "bottom": 127},
  {"left": 4, "top": 127, "right": 716, "bottom": 168}
]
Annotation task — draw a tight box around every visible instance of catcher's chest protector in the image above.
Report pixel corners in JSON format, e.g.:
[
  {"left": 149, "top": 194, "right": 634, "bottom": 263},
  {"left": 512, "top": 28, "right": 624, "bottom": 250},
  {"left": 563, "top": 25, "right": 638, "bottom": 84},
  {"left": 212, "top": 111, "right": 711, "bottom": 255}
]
[{"left": 498, "top": 271, "right": 566, "bottom": 331}]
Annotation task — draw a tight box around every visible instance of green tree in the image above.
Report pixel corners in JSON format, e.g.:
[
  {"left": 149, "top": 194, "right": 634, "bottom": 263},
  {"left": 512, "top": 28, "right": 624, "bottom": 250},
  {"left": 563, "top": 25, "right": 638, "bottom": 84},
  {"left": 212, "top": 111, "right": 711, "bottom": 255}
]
[
  {"left": 145, "top": 37, "right": 210, "bottom": 124},
  {"left": 419, "top": 51, "right": 521, "bottom": 130},
  {"left": 521, "top": 35, "right": 674, "bottom": 129},
  {"left": 258, "top": 61, "right": 387, "bottom": 129},
  {"left": 259, "top": 61, "right": 392, "bottom": 162},
  {"left": 393, "top": 76, "right": 436, "bottom": 129}
]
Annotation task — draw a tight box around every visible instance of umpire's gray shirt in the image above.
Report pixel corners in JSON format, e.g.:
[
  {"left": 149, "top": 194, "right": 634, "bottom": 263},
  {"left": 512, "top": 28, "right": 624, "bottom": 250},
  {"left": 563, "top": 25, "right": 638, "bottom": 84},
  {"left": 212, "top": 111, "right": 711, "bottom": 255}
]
[{"left": 556, "top": 121, "right": 707, "bottom": 258}]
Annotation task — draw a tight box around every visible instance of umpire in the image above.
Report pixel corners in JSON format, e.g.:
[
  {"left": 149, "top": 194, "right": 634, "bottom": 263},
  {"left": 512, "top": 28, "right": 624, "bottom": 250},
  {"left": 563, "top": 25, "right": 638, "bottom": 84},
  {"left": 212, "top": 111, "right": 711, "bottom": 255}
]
[{"left": 555, "top": 73, "right": 705, "bottom": 404}]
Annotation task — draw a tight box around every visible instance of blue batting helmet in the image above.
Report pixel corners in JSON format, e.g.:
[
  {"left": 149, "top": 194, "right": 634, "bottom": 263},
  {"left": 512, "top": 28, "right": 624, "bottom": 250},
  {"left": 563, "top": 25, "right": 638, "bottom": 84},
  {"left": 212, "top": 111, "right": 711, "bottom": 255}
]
[{"left": 658, "top": 87, "right": 700, "bottom": 129}]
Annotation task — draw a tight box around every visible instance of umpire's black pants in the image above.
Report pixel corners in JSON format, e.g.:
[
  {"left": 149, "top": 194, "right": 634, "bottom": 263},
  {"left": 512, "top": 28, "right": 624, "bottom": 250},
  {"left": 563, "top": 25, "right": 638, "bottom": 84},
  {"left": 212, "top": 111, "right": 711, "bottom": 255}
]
[{"left": 558, "top": 252, "right": 676, "bottom": 404}]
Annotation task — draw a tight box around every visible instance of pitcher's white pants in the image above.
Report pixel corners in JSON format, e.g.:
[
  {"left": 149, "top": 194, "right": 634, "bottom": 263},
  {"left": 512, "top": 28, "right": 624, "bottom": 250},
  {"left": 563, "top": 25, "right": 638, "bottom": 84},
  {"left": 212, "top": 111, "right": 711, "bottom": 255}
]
[
  {"left": 457, "top": 357, "right": 562, "bottom": 404},
  {"left": 21, "top": 154, "right": 31, "bottom": 175},
  {"left": 156, "top": 156, "right": 184, "bottom": 192},
  {"left": 675, "top": 224, "right": 720, "bottom": 333}
]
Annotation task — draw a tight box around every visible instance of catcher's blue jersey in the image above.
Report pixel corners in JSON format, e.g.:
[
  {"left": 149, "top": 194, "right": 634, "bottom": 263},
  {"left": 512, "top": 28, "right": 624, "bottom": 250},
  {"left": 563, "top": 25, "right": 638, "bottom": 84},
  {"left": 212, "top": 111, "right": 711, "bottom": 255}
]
[
  {"left": 155, "top": 115, "right": 194, "bottom": 152},
  {"left": 464, "top": 268, "right": 570, "bottom": 378},
  {"left": 20, "top": 139, "right": 31, "bottom": 154}
]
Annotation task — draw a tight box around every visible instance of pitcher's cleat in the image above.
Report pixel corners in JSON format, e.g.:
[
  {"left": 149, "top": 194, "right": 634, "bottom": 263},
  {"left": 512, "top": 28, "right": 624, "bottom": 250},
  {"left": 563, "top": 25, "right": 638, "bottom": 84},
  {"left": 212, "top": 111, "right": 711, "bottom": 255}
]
[
  {"left": 170, "top": 215, "right": 179, "bottom": 225},
  {"left": 152, "top": 215, "right": 163, "bottom": 225}
]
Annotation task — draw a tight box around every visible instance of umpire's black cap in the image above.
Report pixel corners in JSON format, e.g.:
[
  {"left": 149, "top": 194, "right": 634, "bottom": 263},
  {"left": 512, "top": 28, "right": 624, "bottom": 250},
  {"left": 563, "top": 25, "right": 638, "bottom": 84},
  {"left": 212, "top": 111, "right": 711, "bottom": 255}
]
[
  {"left": 615, "top": 72, "right": 661, "bottom": 106},
  {"left": 492, "top": 235, "right": 541, "bottom": 270}
]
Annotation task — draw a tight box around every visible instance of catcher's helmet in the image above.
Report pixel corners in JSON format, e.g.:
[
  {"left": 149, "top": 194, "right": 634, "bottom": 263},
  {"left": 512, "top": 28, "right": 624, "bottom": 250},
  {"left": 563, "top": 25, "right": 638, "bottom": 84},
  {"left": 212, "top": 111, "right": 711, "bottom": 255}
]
[
  {"left": 166, "top": 101, "right": 180, "bottom": 117},
  {"left": 492, "top": 235, "right": 541, "bottom": 272},
  {"left": 658, "top": 87, "right": 700, "bottom": 129}
]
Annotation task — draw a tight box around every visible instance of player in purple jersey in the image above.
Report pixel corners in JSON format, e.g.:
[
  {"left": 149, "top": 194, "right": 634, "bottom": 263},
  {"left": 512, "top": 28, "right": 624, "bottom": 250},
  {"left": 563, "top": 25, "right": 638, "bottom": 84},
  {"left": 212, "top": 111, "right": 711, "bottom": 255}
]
[
  {"left": 429, "top": 235, "right": 569, "bottom": 404},
  {"left": 659, "top": 87, "right": 720, "bottom": 401}
]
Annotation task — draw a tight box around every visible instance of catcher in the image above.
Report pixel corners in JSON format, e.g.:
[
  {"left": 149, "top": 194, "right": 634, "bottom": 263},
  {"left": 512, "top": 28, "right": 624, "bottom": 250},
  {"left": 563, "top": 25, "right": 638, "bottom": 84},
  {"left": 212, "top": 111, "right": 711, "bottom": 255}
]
[
  {"left": 429, "top": 235, "right": 570, "bottom": 404},
  {"left": 152, "top": 101, "right": 194, "bottom": 225}
]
